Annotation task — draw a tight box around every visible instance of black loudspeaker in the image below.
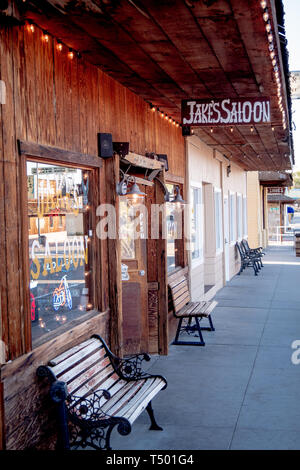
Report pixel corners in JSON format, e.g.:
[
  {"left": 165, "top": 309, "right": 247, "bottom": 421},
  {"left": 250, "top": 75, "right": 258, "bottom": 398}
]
[
  {"left": 113, "top": 142, "right": 129, "bottom": 159},
  {"left": 156, "top": 154, "right": 169, "bottom": 171},
  {"left": 98, "top": 133, "right": 113, "bottom": 158},
  {"left": 182, "top": 125, "right": 191, "bottom": 136}
]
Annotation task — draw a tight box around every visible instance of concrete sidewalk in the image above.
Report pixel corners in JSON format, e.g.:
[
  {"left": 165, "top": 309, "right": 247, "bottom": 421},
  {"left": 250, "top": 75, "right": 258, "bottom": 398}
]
[{"left": 113, "top": 245, "right": 300, "bottom": 450}]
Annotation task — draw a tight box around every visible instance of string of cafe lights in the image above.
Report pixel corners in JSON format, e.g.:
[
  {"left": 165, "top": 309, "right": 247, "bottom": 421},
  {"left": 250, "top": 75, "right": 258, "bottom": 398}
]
[
  {"left": 25, "top": 20, "right": 181, "bottom": 128},
  {"left": 25, "top": 20, "right": 82, "bottom": 60},
  {"left": 149, "top": 103, "right": 181, "bottom": 128},
  {"left": 260, "top": 0, "right": 287, "bottom": 130}
]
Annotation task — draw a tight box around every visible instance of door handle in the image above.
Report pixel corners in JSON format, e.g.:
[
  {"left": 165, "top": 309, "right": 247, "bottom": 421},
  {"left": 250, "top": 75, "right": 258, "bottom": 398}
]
[{"left": 139, "top": 270, "right": 145, "bottom": 277}]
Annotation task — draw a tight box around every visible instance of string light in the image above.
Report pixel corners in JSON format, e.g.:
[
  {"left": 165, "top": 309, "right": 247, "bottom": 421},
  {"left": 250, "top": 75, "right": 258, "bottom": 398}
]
[
  {"left": 263, "top": 10, "right": 269, "bottom": 22},
  {"left": 230, "top": 126, "right": 234, "bottom": 133},
  {"left": 250, "top": 126, "right": 254, "bottom": 132},
  {"left": 27, "top": 23, "right": 35, "bottom": 33},
  {"left": 68, "top": 49, "right": 74, "bottom": 59},
  {"left": 260, "top": 0, "right": 267, "bottom": 8},
  {"left": 42, "top": 31, "right": 49, "bottom": 42},
  {"left": 56, "top": 41, "right": 63, "bottom": 52},
  {"left": 210, "top": 127, "right": 213, "bottom": 133}
]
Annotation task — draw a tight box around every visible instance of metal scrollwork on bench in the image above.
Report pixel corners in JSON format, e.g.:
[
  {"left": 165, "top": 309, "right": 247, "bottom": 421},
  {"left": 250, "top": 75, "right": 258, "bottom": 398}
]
[
  {"left": 112, "top": 353, "right": 152, "bottom": 380},
  {"left": 66, "top": 389, "right": 131, "bottom": 450}
]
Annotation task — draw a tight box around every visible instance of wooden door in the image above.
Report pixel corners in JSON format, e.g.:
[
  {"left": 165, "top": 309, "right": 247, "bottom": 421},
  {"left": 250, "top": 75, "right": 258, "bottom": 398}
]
[{"left": 120, "top": 192, "right": 149, "bottom": 355}]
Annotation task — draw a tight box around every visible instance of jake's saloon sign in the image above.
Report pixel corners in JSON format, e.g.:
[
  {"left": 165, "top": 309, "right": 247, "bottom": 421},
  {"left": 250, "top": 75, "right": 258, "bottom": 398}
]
[{"left": 181, "top": 98, "right": 271, "bottom": 126}]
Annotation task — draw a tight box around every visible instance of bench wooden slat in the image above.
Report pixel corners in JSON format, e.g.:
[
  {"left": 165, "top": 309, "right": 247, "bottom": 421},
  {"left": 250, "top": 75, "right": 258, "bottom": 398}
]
[
  {"left": 168, "top": 276, "right": 187, "bottom": 290},
  {"left": 201, "top": 301, "right": 218, "bottom": 316},
  {"left": 124, "top": 379, "right": 166, "bottom": 424},
  {"left": 51, "top": 341, "right": 104, "bottom": 376},
  {"left": 49, "top": 338, "right": 97, "bottom": 367},
  {"left": 58, "top": 350, "right": 111, "bottom": 385},
  {"left": 101, "top": 379, "right": 147, "bottom": 416},
  {"left": 66, "top": 357, "right": 115, "bottom": 395},
  {"left": 108, "top": 378, "right": 161, "bottom": 420},
  {"left": 174, "top": 293, "right": 191, "bottom": 312},
  {"left": 121, "top": 377, "right": 163, "bottom": 419},
  {"left": 172, "top": 284, "right": 190, "bottom": 302},
  {"left": 171, "top": 279, "right": 189, "bottom": 296}
]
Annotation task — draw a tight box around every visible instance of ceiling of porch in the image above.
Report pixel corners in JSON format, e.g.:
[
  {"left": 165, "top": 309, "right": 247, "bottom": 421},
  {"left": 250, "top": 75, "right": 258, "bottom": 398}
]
[{"left": 20, "top": 0, "right": 293, "bottom": 171}]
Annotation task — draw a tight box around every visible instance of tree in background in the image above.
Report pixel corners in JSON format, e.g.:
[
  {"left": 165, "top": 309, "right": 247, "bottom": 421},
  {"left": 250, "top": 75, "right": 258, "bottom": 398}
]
[{"left": 293, "top": 171, "right": 300, "bottom": 188}]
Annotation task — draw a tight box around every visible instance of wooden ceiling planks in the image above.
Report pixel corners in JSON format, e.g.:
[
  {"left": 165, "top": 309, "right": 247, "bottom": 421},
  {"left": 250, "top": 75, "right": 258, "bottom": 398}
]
[{"left": 22, "top": 0, "right": 291, "bottom": 171}]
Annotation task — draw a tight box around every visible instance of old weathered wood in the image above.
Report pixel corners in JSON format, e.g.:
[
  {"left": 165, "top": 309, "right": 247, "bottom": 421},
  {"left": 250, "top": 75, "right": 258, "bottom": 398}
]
[
  {"left": 123, "top": 153, "right": 164, "bottom": 170},
  {"left": 156, "top": 170, "right": 168, "bottom": 356},
  {"left": 18, "top": 140, "right": 102, "bottom": 168},
  {"left": 105, "top": 154, "right": 122, "bottom": 357}
]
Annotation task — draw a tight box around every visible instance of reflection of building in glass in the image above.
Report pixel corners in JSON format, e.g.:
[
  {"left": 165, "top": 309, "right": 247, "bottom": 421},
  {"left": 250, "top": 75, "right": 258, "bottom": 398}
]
[{"left": 27, "top": 162, "right": 92, "bottom": 342}]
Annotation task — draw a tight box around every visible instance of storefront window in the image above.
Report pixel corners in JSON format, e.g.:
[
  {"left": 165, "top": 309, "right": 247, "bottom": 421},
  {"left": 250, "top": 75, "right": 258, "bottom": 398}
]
[
  {"left": 166, "top": 183, "right": 183, "bottom": 273},
  {"left": 27, "top": 161, "right": 93, "bottom": 343},
  {"left": 191, "top": 186, "right": 203, "bottom": 262},
  {"left": 215, "top": 188, "right": 223, "bottom": 251}
]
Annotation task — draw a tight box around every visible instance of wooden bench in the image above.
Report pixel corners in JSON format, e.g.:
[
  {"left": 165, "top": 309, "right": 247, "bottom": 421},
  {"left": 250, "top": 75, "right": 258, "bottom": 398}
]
[
  {"left": 236, "top": 242, "right": 261, "bottom": 276},
  {"left": 169, "top": 276, "right": 217, "bottom": 346},
  {"left": 241, "top": 239, "right": 265, "bottom": 267},
  {"left": 37, "top": 335, "right": 167, "bottom": 450}
]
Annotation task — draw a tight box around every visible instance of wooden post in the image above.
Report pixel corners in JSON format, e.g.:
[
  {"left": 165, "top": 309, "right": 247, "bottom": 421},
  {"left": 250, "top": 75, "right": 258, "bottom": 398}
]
[
  {"left": 156, "top": 171, "right": 168, "bottom": 355},
  {"left": 105, "top": 155, "right": 123, "bottom": 357}
]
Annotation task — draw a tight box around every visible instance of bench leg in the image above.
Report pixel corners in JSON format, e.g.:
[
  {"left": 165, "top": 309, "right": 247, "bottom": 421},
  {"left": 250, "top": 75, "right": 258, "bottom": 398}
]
[
  {"left": 208, "top": 315, "right": 215, "bottom": 331},
  {"left": 172, "top": 317, "right": 183, "bottom": 345},
  {"left": 146, "top": 401, "right": 163, "bottom": 431}
]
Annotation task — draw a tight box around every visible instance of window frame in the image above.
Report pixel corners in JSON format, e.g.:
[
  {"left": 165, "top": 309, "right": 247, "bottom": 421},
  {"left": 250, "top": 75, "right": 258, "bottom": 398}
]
[
  {"left": 229, "top": 191, "right": 237, "bottom": 244},
  {"left": 190, "top": 181, "right": 204, "bottom": 267},
  {"left": 236, "top": 192, "right": 243, "bottom": 241},
  {"left": 19, "top": 140, "right": 102, "bottom": 351},
  {"left": 214, "top": 187, "right": 223, "bottom": 254},
  {"left": 243, "top": 195, "right": 248, "bottom": 237},
  {"left": 165, "top": 181, "right": 185, "bottom": 274}
]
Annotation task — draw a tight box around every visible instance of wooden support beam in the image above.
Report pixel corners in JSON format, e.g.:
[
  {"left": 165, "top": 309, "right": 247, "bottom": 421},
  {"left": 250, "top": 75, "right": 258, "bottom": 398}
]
[
  {"left": 18, "top": 140, "right": 102, "bottom": 169},
  {"left": 105, "top": 155, "right": 123, "bottom": 357}
]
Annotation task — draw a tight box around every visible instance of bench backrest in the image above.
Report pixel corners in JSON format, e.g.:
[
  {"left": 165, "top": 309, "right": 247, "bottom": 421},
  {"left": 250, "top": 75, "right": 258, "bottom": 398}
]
[
  {"left": 236, "top": 242, "right": 244, "bottom": 258},
  {"left": 241, "top": 239, "right": 249, "bottom": 252},
  {"left": 47, "top": 337, "right": 118, "bottom": 399},
  {"left": 169, "top": 276, "right": 191, "bottom": 315}
]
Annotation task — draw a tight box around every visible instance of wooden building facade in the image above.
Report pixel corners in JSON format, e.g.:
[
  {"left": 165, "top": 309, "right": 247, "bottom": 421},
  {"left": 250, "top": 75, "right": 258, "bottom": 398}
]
[{"left": 0, "top": 21, "right": 186, "bottom": 449}]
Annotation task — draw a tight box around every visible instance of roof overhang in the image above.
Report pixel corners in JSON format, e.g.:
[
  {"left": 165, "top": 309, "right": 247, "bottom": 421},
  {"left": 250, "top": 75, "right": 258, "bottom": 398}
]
[
  {"left": 259, "top": 170, "right": 293, "bottom": 186},
  {"left": 9, "top": 0, "right": 294, "bottom": 171}
]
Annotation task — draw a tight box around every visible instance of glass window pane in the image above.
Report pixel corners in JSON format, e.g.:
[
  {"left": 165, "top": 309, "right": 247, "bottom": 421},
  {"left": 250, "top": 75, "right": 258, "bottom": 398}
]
[
  {"left": 191, "top": 187, "right": 202, "bottom": 260},
  {"left": 166, "top": 183, "right": 183, "bottom": 273},
  {"left": 27, "top": 161, "right": 93, "bottom": 343}
]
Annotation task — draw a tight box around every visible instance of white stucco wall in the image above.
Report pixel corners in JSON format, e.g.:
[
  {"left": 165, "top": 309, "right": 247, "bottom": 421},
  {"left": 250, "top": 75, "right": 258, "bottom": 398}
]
[{"left": 187, "top": 135, "right": 247, "bottom": 301}]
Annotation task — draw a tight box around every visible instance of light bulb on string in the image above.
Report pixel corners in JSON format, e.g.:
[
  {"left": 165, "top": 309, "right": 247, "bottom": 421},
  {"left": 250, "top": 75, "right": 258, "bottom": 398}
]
[
  {"left": 56, "top": 41, "right": 63, "bottom": 52},
  {"left": 68, "top": 49, "right": 74, "bottom": 60},
  {"left": 27, "top": 23, "right": 35, "bottom": 33},
  {"left": 263, "top": 11, "right": 269, "bottom": 22},
  {"left": 42, "top": 31, "right": 49, "bottom": 43}
]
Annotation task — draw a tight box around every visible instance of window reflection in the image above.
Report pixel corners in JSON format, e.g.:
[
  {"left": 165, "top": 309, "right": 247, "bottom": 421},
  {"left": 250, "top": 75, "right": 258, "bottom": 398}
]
[{"left": 27, "top": 162, "right": 93, "bottom": 342}]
